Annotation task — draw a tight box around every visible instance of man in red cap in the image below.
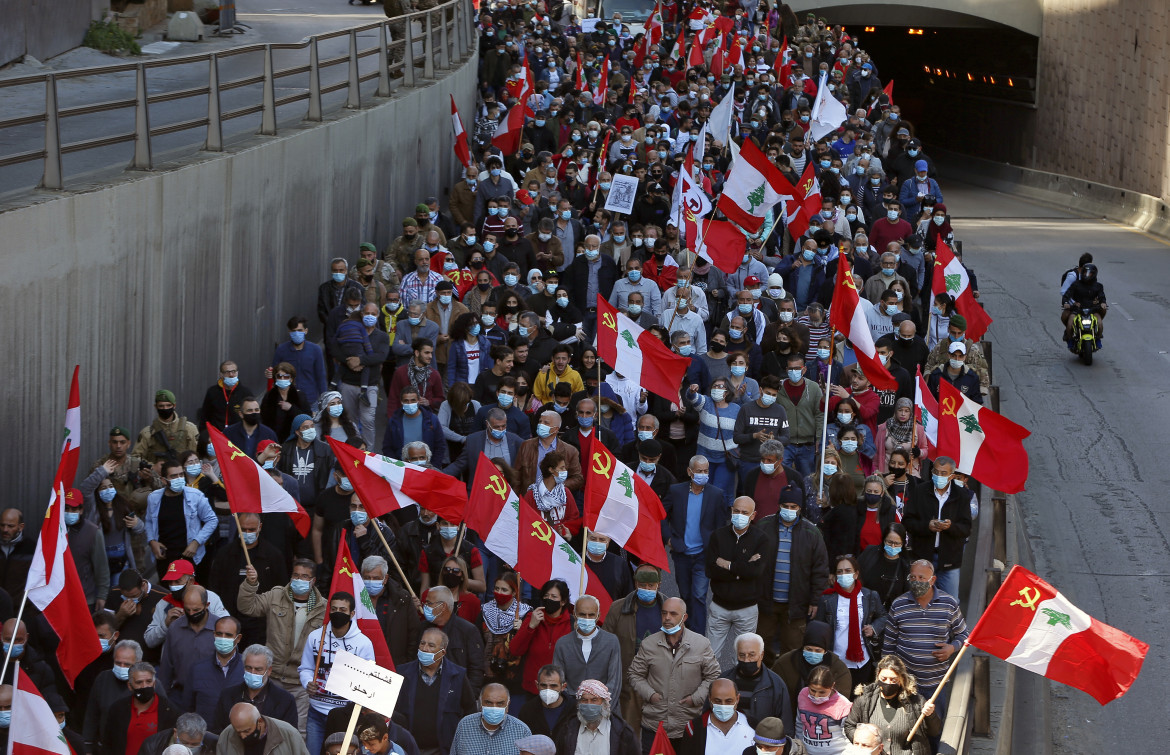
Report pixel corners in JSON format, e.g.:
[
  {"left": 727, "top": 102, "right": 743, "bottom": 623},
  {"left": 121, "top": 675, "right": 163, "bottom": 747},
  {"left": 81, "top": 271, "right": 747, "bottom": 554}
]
[
  {"left": 63, "top": 487, "right": 109, "bottom": 611},
  {"left": 143, "top": 558, "right": 229, "bottom": 650}
]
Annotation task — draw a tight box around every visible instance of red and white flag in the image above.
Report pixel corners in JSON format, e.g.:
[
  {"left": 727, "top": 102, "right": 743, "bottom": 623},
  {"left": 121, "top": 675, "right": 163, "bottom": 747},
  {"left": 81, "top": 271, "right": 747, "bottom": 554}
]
[
  {"left": 574, "top": 52, "right": 584, "bottom": 93},
  {"left": 967, "top": 566, "right": 1146, "bottom": 704},
  {"left": 933, "top": 239, "right": 992, "bottom": 342},
  {"left": 670, "top": 26, "right": 686, "bottom": 63},
  {"left": 780, "top": 160, "right": 823, "bottom": 241},
  {"left": 936, "top": 380, "right": 1030, "bottom": 493},
  {"left": 584, "top": 444, "right": 669, "bottom": 570},
  {"left": 773, "top": 35, "right": 792, "bottom": 86},
  {"left": 329, "top": 533, "right": 394, "bottom": 670},
  {"left": 592, "top": 57, "right": 610, "bottom": 105},
  {"left": 687, "top": 35, "right": 706, "bottom": 68},
  {"left": 450, "top": 95, "right": 471, "bottom": 170},
  {"left": 327, "top": 438, "right": 466, "bottom": 525},
  {"left": 10, "top": 663, "right": 73, "bottom": 755},
  {"left": 464, "top": 456, "right": 521, "bottom": 570},
  {"left": 914, "top": 366, "right": 938, "bottom": 456},
  {"left": 644, "top": 2, "right": 664, "bottom": 47},
  {"left": 716, "top": 139, "right": 788, "bottom": 234},
  {"left": 868, "top": 79, "right": 894, "bottom": 116},
  {"left": 597, "top": 298, "right": 690, "bottom": 405},
  {"left": 827, "top": 259, "right": 898, "bottom": 391},
  {"left": 207, "top": 427, "right": 311, "bottom": 537},
  {"left": 493, "top": 56, "right": 532, "bottom": 155},
  {"left": 686, "top": 216, "right": 745, "bottom": 275},
  {"left": 59, "top": 366, "right": 81, "bottom": 488}
]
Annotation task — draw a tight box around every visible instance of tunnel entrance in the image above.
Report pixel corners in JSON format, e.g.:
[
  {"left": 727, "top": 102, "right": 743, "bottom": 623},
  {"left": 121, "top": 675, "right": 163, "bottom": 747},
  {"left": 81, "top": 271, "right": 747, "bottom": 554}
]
[{"left": 806, "top": 8, "right": 1039, "bottom": 164}]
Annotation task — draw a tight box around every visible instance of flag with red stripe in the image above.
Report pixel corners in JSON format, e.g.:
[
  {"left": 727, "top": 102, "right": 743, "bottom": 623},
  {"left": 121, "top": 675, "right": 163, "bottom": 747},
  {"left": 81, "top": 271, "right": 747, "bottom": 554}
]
[
  {"left": 10, "top": 664, "right": 73, "bottom": 755},
  {"left": 207, "top": 427, "right": 311, "bottom": 536},
  {"left": 327, "top": 438, "right": 466, "bottom": 525},
  {"left": 330, "top": 534, "right": 394, "bottom": 670},
  {"left": 932, "top": 239, "right": 992, "bottom": 342},
  {"left": 450, "top": 95, "right": 471, "bottom": 170},
  {"left": 827, "top": 259, "right": 898, "bottom": 391}
]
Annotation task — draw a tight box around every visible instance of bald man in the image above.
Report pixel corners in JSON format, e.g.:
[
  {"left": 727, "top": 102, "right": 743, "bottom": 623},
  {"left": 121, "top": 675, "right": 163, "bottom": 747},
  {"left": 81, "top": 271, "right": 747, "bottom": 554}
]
[
  {"left": 0, "top": 509, "right": 34, "bottom": 602},
  {"left": 221, "top": 702, "right": 307, "bottom": 755}
]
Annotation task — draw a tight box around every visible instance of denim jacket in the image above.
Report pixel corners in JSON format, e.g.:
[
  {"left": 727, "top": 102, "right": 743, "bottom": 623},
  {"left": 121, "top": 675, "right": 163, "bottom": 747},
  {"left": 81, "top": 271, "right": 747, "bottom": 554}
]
[{"left": 145, "top": 486, "right": 218, "bottom": 563}]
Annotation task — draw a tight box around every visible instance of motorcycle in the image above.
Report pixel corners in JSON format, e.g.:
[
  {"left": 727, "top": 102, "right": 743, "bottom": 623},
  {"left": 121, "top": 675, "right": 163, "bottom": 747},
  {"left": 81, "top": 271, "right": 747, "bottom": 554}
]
[{"left": 1067, "top": 301, "right": 1102, "bottom": 365}]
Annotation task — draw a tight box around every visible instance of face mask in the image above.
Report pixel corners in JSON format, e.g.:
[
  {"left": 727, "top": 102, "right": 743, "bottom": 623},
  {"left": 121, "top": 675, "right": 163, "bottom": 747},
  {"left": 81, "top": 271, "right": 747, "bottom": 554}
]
[
  {"left": 627, "top": 270, "right": 642, "bottom": 283},
  {"left": 884, "top": 304, "right": 899, "bottom": 316},
  {"left": 578, "top": 416, "right": 594, "bottom": 428},
  {"left": 711, "top": 703, "right": 736, "bottom": 722},
  {"left": 328, "top": 611, "right": 351, "bottom": 631},
  {"left": 729, "top": 328, "right": 745, "bottom": 342},
  {"left": 328, "top": 403, "right": 345, "bottom": 417},
  {"left": 710, "top": 388, "right": 726, "bottom": 402},
  {"left": 490, "top": 169, "right": 501, "bottom": 177},
  {"left": 132, "top": 687, "right": 156, "bottom": 704},
  {"left": 553, "top": 403, "right": 568, "bottom": 414},
  {"left": 289, "top": 329, "right": 307, "bottom": 345},
  {"left": 63, "top": 511, "right": 80, "bottom": 526},
  {"left": 241, "top": 531, "right": 258, "bottom": 545},
  {"left": 841, "top": 439, "right": 858, "bottom": 454},
  {"left": 350, "top": 511, "right": 369, "bottom": 527},
  {"left": 168, "top": 478, "right": 185, "bottom": 493},
  {"left": 933, "top": 215, "right": 946, "bottom": 226},
  {"left": 480, "top": 705, "right": 508, "bottom": 726},
  {"left": 469, "top": 324, "right": 481, "bottom": 337},
  {"left": 879, "top": 680, "right": 902, "bottom": 698},
  {"left": 584, "top": 249, "right": 599, "bottom": 260},
  {"left": 538, "top": 688, "right": 560, "bottom": 705},
  {"left": 99, "top": 487, "right": 117, "bottom": 503},
  {"left": 909, "top": 580, "right": 932, "bottom": 598},
  {"left": 737, "top": 303, "right": 753, "bottom": 316},
  {"left": 638, "top": 460, "right": 656, "bottom": 475},
  {"left": 407, "top": 316, "right": 422, "bottom": 327},
  {"left": 661, "top": 623, "right": 683, "bottom": 635},
  {"left": 933, "top": 474, "right": 950, "bottom": 489},
  {"left": 299, "top": 426, "right": 317, "bottom": 443},
  {"left": 402, "top": 401, "right": 419, "bottom": 414},
  {"left": 779, "top": 507, "right": 800, "bottom": 524},
  {"left": 112, "top": 665, "right": 130, "bottom": 681},
  {"left": 837, "top": 411, "right": 853, "bottom": 424},
  {"left": 338, "top": 477, "right": 353, "bottom": 493},
  {"left": 731, "top": 513, "right": 752, "bottom": 530},
  {"left": 636, "top": 588, "right": 657, "bottom": 603},
  {"left": 481, "top": 314, "right": 495, "bottom": 327},
  {"left": 815, "top": 347, "right": 832, "bottom": 361},
  {"left": 731, "top": 365, "right": 747, "bottom": 377},
  {"left": 883, "top": 543, "right": 903, "bottom": 558},
  {"left": 497, "top": 393, "right": 514, "bottom": 408},
  {"left": 438, "top": 524, "right": 460, "bottom": 540},
  {"left": 331, "top": 272, "right": 346, "bottom": 283},
  {"left": 627, "top": 304, "right": 642, "bottom": 317},
  {"left": 518, "top": 325, "right": 530, "bottom": 337},
  {"left": 214, "top": 637, "right": 236, "bottom": 654},
  {"left": 239, "top": 670, "right": 266, "bottom": 691},
  {"left": 290, "top": 579, "right": 312, "bottom": 596},
  {"left": 552, "top": 469, "right": 569, "bottom": 485},
  {"left": 953, "top": 478, "right": 967, "bottom": 488},
  {"left": 483, "top": 240, "right": 496, "bottom": 252},
  {"left": 576, "top": 617, "right": 596, "bottom": 634},
  {"left": 760, "top": 391, "right": 778, "bottom": 406},
  {"left": 803, "top": 649, "right": 824, "bottom": 665},
  {"left": 584, "top": 539, "right": 609, "bottom": 558}
]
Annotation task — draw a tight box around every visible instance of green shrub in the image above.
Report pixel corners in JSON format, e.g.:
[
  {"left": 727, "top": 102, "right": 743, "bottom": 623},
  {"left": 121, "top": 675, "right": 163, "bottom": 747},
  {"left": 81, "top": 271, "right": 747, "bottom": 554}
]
[{"left": 83, "top": 20, "right": 142, "bottom": 55}]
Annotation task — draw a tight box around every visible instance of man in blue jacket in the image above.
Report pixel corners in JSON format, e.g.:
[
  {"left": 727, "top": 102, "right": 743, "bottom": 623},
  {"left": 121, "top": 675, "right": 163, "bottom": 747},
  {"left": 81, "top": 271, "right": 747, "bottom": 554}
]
[
  {"left": 395, "top": 628, "right": 476, "bottom": 755},
  {"left": 382, "top": 385, "right": 448, "bottom": 466},
  {"left": 662, "top": 456, "right": 729, "bottom": 635}
]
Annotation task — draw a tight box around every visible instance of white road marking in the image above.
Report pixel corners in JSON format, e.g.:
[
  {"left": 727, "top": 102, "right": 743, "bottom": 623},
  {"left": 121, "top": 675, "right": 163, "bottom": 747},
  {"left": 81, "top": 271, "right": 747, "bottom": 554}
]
[{"left": 1111, "top": 304, "right": 1135, "bottom": 321}]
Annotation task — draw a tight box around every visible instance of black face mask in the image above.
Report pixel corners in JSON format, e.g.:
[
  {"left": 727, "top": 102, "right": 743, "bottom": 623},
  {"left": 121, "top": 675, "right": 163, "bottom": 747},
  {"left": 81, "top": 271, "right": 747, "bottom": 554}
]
[
  {"left": 441, "top": 572, "right": 463, "bottom": 589},
  {"left": 243, "top": 726, "right": 265, "bottom": 744},
  {"left": 132, "top": 686, "right": 156, "bottom": 703},
  {"left": 186, "top": 609, "right": 207, "bottom": 625},
  {"left": 478, "top": 282, "right": 491, "bottom": 291},
  {"left": 879, "top": 681, "right": 901, "bottom": 698},
  {"left": 889, "top": 467, "right": 907, "bottom": 478},
  {"left": 329, "top": 611, "right": 351, "bottom": 631},
  {"left": 542, "top": 598, "right": 562, "bottom": 614},
  {"left": 506, "top": 229, "right": 519, "bottom": 237},
  {"left": 242, "top": 413, "right": 260, "bottom": 426},
  {"left": 157, "top": 407, "right": 175, "bottom": 420},
  {"left": 736, "top": 659, "right": 761, "bottom": 678},
  {"left": 470, "top": 260, "right": 485, "bottom": 269}
]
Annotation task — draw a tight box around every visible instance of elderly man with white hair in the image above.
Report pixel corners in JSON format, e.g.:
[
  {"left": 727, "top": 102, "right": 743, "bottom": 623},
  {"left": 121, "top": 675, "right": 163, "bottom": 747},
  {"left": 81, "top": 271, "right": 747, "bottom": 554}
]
[
  {"left": 847, "top": 722, "right": 884, "bottom": 754},
  {"left": 721, "top": 632, "right": 793, "bottom": 736},
  {"left": 552, "top": 595, "right": 623, "bottom": 707},
  {"left": 551, "top": 680, "right": 641, "bottom": 755}
]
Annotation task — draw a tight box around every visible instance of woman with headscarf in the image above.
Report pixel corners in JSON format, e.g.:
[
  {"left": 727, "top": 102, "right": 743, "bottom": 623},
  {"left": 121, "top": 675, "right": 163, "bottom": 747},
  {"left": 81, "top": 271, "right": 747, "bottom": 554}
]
[
  {"left": 923, "top": 202, "right": 953, "bottom": 251},
  {"left": 315, "top": 390, "right": 358, "bottom": 443},
  {"left": 874, "top": 398, "right": 925, "bottom": 475}
]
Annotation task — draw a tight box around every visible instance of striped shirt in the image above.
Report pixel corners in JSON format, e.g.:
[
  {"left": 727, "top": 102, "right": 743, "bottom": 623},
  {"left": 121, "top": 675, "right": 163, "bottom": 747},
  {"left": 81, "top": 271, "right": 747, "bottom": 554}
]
[
  {"left": 401, "top": 270, "right": 445, "bottom": 307},
  {"left": 772, "top": 522, "right": 794, "bottom": 602},
  {"left": 690, "top": 394, "right": 740, "bottom": 462},
  {"left": 881, "top": 588, "right": 969, "bottom": 689}
]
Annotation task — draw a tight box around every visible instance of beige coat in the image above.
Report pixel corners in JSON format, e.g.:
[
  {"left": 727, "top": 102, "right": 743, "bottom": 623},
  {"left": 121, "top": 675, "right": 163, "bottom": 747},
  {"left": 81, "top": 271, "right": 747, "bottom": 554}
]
[
  {"left": 237, "top": 581, "right": 325, "bottom": 685},
  {"left": 627, "top": 628, "right": 722, "bottom": 737},
  {"left": 215, "top": 716, "right": 308, "bottom": 755}
]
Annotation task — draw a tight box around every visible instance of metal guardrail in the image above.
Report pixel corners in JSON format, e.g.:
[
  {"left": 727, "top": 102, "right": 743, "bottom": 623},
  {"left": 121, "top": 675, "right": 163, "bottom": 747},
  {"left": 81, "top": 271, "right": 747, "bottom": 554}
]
[{"left": 0, "top": 0, "right": 474, "bottom": 189}]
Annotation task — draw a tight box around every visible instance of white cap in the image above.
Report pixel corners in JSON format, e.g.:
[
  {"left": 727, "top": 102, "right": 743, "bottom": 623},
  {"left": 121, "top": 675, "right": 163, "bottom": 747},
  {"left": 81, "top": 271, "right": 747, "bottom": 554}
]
[{"left": 948, "top": 341, "right": 967, "bottom": 355}]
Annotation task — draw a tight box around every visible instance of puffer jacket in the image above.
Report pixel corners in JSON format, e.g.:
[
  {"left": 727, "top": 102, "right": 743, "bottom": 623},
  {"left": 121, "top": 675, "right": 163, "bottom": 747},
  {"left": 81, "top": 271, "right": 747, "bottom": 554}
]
[
  {"left": 237, "top": 580, "right": 326, "bottom": 684},
  {"left": 627, "top": 628, "right": 722, "bottom": 737},
  {"left": 843, "top": 684, "right": 941, "bottom": 755}
]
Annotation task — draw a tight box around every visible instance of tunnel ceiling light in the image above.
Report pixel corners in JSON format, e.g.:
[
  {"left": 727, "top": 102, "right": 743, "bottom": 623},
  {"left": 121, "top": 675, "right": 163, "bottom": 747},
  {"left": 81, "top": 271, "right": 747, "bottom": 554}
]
[
  {"left": 864, "top": 26, "right": 875, "bottom": 32},
  {"left": 967, "top": 73, "right": 973, "bottom": 81},
  {"left": 989, "top": 75, "right": 996, "bottom": 84},
  {"left": 923, "top": 65, "right": 931, "bottom": 73},
  {"left": 908, "top": 27, "right": 923, "bottom": 35},
  {"left": 1008, "top": 78, "right": 1014, "bottom": 86}
]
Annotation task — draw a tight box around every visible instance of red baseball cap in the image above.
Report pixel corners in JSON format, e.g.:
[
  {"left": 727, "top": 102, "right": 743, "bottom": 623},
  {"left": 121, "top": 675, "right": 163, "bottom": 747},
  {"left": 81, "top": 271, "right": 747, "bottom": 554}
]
[
  {"left": 64, "top": 488, "right": 83, "bottom": 507},
  {"left": 256, "top": 439, "right": 278, "bottom": 455},
  {"left": 744, "top": 275, "right": 762, "bottom": 287},
  {"left": 163, "top": 559, "right": 195, "bottom": 581}
]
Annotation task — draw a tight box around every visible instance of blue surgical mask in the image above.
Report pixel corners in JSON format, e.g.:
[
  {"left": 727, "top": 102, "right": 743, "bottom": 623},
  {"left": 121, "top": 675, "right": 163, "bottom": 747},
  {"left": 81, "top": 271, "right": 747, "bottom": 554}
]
[
  {"left": 243, "top": 671, "right": 266, "bottom": 690},
  {"left": 422, "top": 605, "right": 437, "bottom": 622},
  {"left": 692, "top": 473, "right": 709, "bottom": 486},
  {"left": 803, "top": 249, "right": 817, "bottom": 261},
  {"left": 803, "top": 649, "right": 825, "bottom": 665},
  {"left": 290, "top": 579, "right": 312, "bottom": 596},
  {"left": 578, "top": 416, "right": 594, "bottom": 428},
  {"left": 408, "top": 316, "right": 422, "bottom": 326},
  {"left": 64, "top": 511, "right": 80, "bottom": 526},
  {"left": 99, "top": 487, "right": 117, "bottom": 503},
  {"left": 439, "top": 294, "right": 452, "bottom": 306},
  {"left": 737, "top": 303, "right": 753, "bottom": 315},
  {"left": 417, "top": 650, "right": 437, "bottom": 665},
  {"left": 636, "top": 588, "right": 657, "bottom": 603},
  {"left": 168, "top": 478, "right": 185, "bottom": 493},
  {"left": 679, "top": 344, "right": 694, "bottom": 356},
  {"left": 577, "top": 617, "right": 596, "bottom": 634},
  {"left": 439, "top": 526, "right": 460, "bottom": 540},
  {"left": 481, "top": 314, "right": 495, "bottom": 327},
  {"left": 518, "top": 325, "right": 530, "bottom": 337},
  {"left": 837, "top": 413, "right": 853, "bottom": 425},
  {"left": 933, "top": 474, "right": 951, "bottom": 489},
  {"left": 186, "top": 462, "right": 202, "bottom": 477},
  {"left": 504, "top": 274, "right": 519, "bottom": 286},
  {"left": 760, "top": 393, "right": 777, "bottom": 407},
  {"left": 628, "top": 270, "right": 642, "bottom": 282},
  {"left": 586, "top": 540, "right": 607, "bottom": 556},
  {"left": 730, "top": 365, "right": 747, "bottom": 377},
  {"left": 112, "top": 665, "right": 130, "bottom": 681},
  {"left": 329, "top": 403, "right": 344, "bottom": 417},
  {"left": 884, "top": 544, "right": 903, "bottom": 557},
  {"left": 364, "top": 579, "right": 384, "bottom": 596},
  {"left": 99, "top": 637, "right": 111, "bottom": 652},
  {"left": 214, "top": 637, "right": 237, "bottom": 655},
  {"left": 362, "top": 314, "right": 378, "bottom": 327},
  {"left": 332, "top": 272, "right": 346, "bottom": 283},
  {"left": 729, "top": 328, "right": 743, "bottom": 340},
  {"left": 242, "top": 532, "right": 258, "bottom": 545},
  {"left": 490, "top": 427, "right": 506, "bottom": 439},
  {"left": 402, "top": 402, "right": 419, "bottom": 415},
  {"left": 887, "top": 210, "right": 900, "bottom": 222},
  {"left": 497, "top": 393, "right": 514, "bottom": 408},
  {"left": 837, "top": 573, "right": 856, "bottom": 590},
  {"left": 338, "top": 477, "right": 353, "bottom": 493},
  {"left": 613, "top": 234, "right": 626, "bottom": 242},
  {"left": 779, "top": 508, "right": 799, "bottom": 523},
  {"left": 908, "top": 149, "right": 920, "bottom": 157},
  {"left": 950, "top": 333, "right": 965, "bottom": 343},
  {"left": 710, "top": 388, "right": 727, "bottom": 402},
  {"left": 817, "top": 348, "right": 831, "bottom": 360},
  {"left": 470, "top": 324, "right": 481, "bottom": 336},
  {"left": 628, "top": 304, "right": 642, "bottom": 317},
  {"left": 483, "top": 241, "right": 495, "bottom": 252},
  {"left": 5, "top": 642, "right": 26, "bottom": 658},
  {"left": 555, "top": 470, "right": 569, "bottom": 484},
  {"left": 290, "top": 331, "right": 306, "bottom": 345},
  {"left": 481, "top": 706, "right": 507, "bottom": 725},
  {"left": 536, "top": 423, "right": 552, "bottom": 438},
  {"left": 787, "top": 369, "right": 803, "bottom": 383},
  {"left": 301, "top": 427, "right": 317, "bottom": 442},
  {"left": 885, "top": 304, "right": 899, "bottom": 316},
  {"left": 731, "top": 513, "right": 751, "bottom": 530},
  {"left": 712, "top": 703, "right": 736, "bottom": 722},
  {"left": 585, "top": 249, "right": 600, "bottom": 260},
  {"left": 275, "top": 378, "right": 292, "bottom": 390},
  {"left": 661, "top": 623, "right": 683, "bottom": 635},
  {"left": 841, "top": 439, "right": 858, "bottom": 454},
  {"left": 639, "top": 460, "right": 656, "bottom": 474},
  {"left": 224, "top": 376, "right": 239, "bottom": 388},
  {"left": 350, "top": 511, "right": 368, "bottom": 526}
]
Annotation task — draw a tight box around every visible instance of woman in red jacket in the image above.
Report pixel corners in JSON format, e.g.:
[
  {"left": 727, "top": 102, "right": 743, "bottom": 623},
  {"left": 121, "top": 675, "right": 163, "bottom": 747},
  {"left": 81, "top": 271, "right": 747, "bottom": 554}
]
[{"left": 509, "top": 578, "right": 574, "bottom": 696}]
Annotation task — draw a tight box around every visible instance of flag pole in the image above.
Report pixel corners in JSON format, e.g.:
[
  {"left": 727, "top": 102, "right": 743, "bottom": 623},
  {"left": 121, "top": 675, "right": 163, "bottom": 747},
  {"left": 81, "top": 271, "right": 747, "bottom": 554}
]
[
  {"left": 908, "top": 641, "right": 970, "bottom": 740},
  {"left": 232, "top": 512, "right": 254, "bottom": 570},
  {"left": 817, "top": 328, "right": 836, "bottom": 501},
  {"left": 370, "top": 521, "right": 418, "bottom": 600},
  {"left": 0, "top": 590, "right": 29, "bottom": 683},
  {"left": 453, "top": 522, "right": 466, "bottom": 555},
  {"left": 311, "top": 605, "right": 329, "bottom": 685},
  {"left": 578, "top": 529, "right": 589, "bottom": 597}
]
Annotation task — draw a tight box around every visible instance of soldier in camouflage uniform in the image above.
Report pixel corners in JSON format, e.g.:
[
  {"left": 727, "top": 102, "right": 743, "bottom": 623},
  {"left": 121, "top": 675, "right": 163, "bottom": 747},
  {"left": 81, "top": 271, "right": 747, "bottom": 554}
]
[
  {"left": 386, "top": 217, "right": 425, "bottom": 275},
  {"left": 131, "top": 389, "right": 200, "bottom": 467},
  {"left": 88, "top": 426, "right": 162, "bottom": 513},
  {"left": 384, "top": 0, "right": 412, "bottom": 73},
  {"left": 922, "top": 313, "right": 990, "bottom": 391},
  {"left": 350, "top": 242, "right": 400, "bottom": 289}
]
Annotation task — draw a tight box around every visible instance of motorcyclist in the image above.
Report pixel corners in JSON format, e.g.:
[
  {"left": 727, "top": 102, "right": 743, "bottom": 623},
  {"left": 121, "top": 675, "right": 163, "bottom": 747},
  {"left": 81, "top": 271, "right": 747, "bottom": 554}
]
[{"left": 1062, "top": 262, "right": 1107, "bottom": 342}]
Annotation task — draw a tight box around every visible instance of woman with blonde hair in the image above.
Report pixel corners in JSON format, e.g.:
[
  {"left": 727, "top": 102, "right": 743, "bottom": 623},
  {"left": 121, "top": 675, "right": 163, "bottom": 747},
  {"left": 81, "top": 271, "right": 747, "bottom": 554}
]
[{"left": 844, "top": 655, "right": 939, "bottom": 755}]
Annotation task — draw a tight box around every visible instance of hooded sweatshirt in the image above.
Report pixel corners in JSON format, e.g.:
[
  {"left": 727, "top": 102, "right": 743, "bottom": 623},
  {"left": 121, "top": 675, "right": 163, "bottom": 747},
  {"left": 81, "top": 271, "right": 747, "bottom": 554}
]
[{"left": 298, "top": 619, "right": 376, "bottom": 714}]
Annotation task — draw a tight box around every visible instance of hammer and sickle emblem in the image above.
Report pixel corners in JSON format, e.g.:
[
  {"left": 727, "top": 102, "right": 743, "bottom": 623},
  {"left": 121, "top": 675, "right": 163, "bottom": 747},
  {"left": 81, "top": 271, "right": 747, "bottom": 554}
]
[
  {"left": 484, "top": 474, "right": 508, "bottom": 501},
  {"left": 338, "top": 557, "right": 355, "bottom": 578},
  {"left": 1010, "top": 586, "right": 1041, "bottom": 612},
  {"left": 802, "top": 178, "right": 813, "bottom": 194},
  {"left": 591, "top": 451, "right": 613, "bottom": 479},
  {"left": 842, "top": 274, "right": 858, "bottom": 292},
  {"left": 229, "top": 446, "right": 246, "bottom": 462},
  {"left": 530, "top": 519, "right": 554, "bottom": 545},
  {"left": 602, "top": 312, "right": 617, "bottom": 331},
  {"left": 941, "top": 396, "right": 958, "bottom": 417}
]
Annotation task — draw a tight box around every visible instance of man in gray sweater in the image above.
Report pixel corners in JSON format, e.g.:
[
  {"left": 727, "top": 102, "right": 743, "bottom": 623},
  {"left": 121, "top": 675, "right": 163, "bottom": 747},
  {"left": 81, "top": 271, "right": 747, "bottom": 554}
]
[{"left": 551, "top": 595, "right": 623, "bottom": 710}]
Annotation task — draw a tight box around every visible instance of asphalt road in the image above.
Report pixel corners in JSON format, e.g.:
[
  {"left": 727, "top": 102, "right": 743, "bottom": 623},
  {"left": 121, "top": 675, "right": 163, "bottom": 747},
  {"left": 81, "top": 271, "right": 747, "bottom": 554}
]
[{"left": 942, "top": 181, "right": 1168, "bottom": 754}]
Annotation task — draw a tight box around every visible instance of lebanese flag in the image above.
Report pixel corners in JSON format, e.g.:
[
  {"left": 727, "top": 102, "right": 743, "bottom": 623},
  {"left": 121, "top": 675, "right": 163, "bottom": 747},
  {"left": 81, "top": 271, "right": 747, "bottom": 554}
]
[
  {"left": 670, "top": 27, "right": 685, "bottom": 63},
  {"left": 584, "top": 443, "right": 669, "bottom": 570},
  {"left": 492, "top": 100, "right": 526, "bottom": 155},
  {"left": 329, "top": 533, "right": 394, "bottom": 670},
  {"left": 933, "top": 239, "right": 992, "bottom": 342},
  {"left": 326, "top": 438, "right": 466, "bottom": 524},
  {"left": 27, "top": 479, "right": 101, "bottom": 687},
  {"left": 450, "top": 95, "right": 471, "bottom": 170},
  {"left": 709, "top": 46, "right": 727, "bottom": 78},
  {"left": 592, "top": 58, "right": 609, "bottom": 105},
  {"left": 688, "top": 217, "right": 745, "bottom": 275},
  {"left": 644, "top": 3, "right": 664, "bottom": 47},
  {"left": 936, "top": 380, "right": 1030, "bottom": 493},
  {"left": 967, "top": 566, "right": 1147, "bottom": 704},
  {"left": 597, "top": 298, "right": 690, "bottom": 405},
  {"left": 773, "top": 35, "right": 791, "bottom": 84},
  {"left": 10, "top": 663, "right": 73, "bottom": 755},
  {"left": 914, "top": 366, "right": 939, "bottom": 456},
  {"left": 827, "top": 259, "right": 898, "bottom": 391},
  {"left": 574, "top": 52, "right": 584, "bottom": 93},
  {"left": 671, "top": 152, "right": 711, "bottom": 227},
  {"left": 797, "top": 160, "right": 823, "bottom": 220},
  {"left": 207, "top": 427, "right": 311, "bottom": 536},
  {"left": 517, "top": 495, "right": 612, "bottom": 618},
  {"left": 716, "top": 139, "right": 787, "bottom": 234},
  {"left": 59, "top": 366, "right": 81, "bottom": 488}
]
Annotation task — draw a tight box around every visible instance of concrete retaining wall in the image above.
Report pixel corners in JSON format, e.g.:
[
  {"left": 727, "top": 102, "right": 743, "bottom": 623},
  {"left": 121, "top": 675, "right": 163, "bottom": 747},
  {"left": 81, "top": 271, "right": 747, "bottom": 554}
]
[
  {"left": 0, "top": 54, "right": 477, "bottom": 515},
  {"left": 0, "top": 0, "right": 94, "bottom": 67}
]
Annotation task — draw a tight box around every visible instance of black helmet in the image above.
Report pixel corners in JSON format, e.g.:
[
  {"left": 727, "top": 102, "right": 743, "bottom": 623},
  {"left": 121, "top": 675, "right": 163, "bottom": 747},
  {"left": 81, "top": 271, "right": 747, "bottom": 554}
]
[{"left": 1081, "top": 263, "right": 1098, "bottom": 281}]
